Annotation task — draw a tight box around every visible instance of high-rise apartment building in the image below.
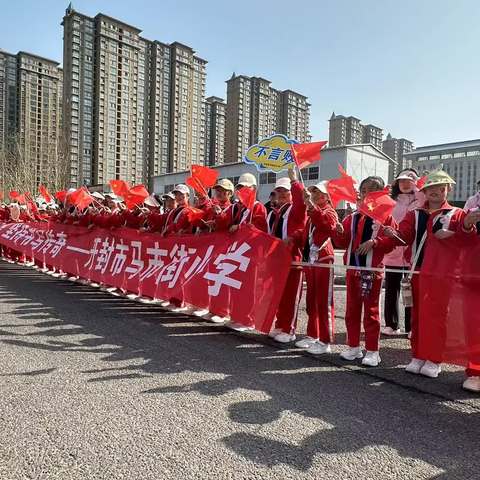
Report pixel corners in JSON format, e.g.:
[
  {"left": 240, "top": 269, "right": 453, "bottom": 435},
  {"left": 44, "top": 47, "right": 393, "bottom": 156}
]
[
  {"left": 329, "top": 113, "right": 383, "bottom": 149},
  {"left": 225, "top": 74, "right": 252, "bottom": 164},
  {"left": 168, "top": 42, "right": 206, "bottom": 172},
  {"left": 362, "top": 124, "right": 383, "bottom": 150},
  {"left": 62, "top": 5, "right": 207, "bottom": 187},
  {"left": 278, "top": 90, "right": 310, "bottom": 143},
  {"left": 382, "top": 133, "right": 414, "bottom": 182},
  {"left": 225, "top": 73, "right": 310, "bottom": 163},
  {"left": 328, "top": 113, "right": 363, "bottom": 146},
  {"left": 0, "top": 50, "right": 18, "bottom": 150},
  {"left": 0, "top": 50, "right": 63, "bottom": 188},
  {"left": 204, "top": 96, "right": 226, "bottom": 166}
]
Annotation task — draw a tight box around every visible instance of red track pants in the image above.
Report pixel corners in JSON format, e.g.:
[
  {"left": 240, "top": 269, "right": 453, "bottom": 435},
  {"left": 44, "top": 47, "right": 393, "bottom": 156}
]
[
  {"left": 274, "top": 268, "right": 304, "bottom": 335},
  {"left": 305, "top": 261, "right": 335, "bottom": 343},
  {"left": 345, "top": 270, "right": 383, "bottom": 352}
]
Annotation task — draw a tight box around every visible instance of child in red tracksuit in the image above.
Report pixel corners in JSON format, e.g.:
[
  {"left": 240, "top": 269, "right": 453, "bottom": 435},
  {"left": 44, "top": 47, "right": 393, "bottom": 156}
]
[
  {"left": 267, "top": 169, "right": 307, "bottom": 343},
  {"left": 334, "top": 176, "right": 396, "bottom": 367},
  {"left": 295, "top": 180, "right": 338, "bottom": 354},
  {"left": 385, "top": 169, "right": 480, "bottom": 387}
]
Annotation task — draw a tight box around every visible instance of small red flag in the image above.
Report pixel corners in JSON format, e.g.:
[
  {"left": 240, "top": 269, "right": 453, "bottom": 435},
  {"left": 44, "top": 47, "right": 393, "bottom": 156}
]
[
  {"left": 123, "top": 184, "right": 149, "bottom": 210},
  {"left": 417, "top": 175, "right": 427, "bottom": 189},
  {"left": 186, "top": 176, "right": 208, "bottom": 196},
  {"left": 68, "top": 187, "right": 93, "bottom": 210},
  {"left": 55, "top": 190, "right": 67, "bottom": 203},
  {"left": 9, "top": 191, "right": 20, "bottom": 201},
  {"left": 236, "top": 186, "right": 256, "bottom": 211},
  {"left": 359, "top": 190, "right": 396, "bottom": 225},
  {"left": 186, "top": 207, "right": 205, "bottom": 223},
  {"left": 291, "top": 141, "right": 328, "bottom": 170},
  {"left": 110, "top": 179, "right": 131, "bottom": 198},
  {"left": 326, "top": 165, "right": 358, "bottom": 207},
  {"left": 191, "top": 164, "right": 219, "bottom": 188},
  {"left": 16, "top": 194, "right": 26, "bottom": 205},
  {"left": 39, "top": 185, "right": 52, "bottom": 203}
]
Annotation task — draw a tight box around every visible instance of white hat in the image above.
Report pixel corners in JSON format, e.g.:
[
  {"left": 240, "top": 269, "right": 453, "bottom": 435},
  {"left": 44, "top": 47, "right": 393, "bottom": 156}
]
[
  {"left": 236, "top": 173, "right": 257, "bottom": 188},
  {"left": 105, "top": 192, "right": 119, "bottom": 200},
  {"left": 144, "top": 195, "right": 161, "bottom": 207},
  {"left": 67, "top": 188, "right": 76, "bottom": 194},
  {"left": 308, "top": 180, "right": 328, "bottom": 194},
  {"left": 395, "top": 169, "right": 419, "bottom": 182},
  {"left": 213, "top": 178, "right": 234, "bottom": 192},
  {"left": 91, "top": 192, "right": 105, "bottom": 200},
  {"left": 274, "top": 177, "right": 291, "bottom": 191},
  {"left": 162, "top": 192, "right": 175, "bottom": 200},
  {"left": 172, "top": 184, "right": 190, "bottom": 195}
]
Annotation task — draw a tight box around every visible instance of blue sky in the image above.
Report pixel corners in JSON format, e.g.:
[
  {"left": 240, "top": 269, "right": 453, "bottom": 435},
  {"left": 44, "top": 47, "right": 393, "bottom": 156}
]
[{"left": 1, "top": 0, "right": 479, "bottom": 146}]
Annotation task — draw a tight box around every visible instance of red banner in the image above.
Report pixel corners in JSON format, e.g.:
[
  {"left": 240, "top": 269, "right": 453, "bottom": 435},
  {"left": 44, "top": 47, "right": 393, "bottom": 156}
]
[
  {"left": 418, "top": 233, "right": 480, "bottom": 367},
  {"left": 0, "top": 222, "right": 291, "bottom": 333}
]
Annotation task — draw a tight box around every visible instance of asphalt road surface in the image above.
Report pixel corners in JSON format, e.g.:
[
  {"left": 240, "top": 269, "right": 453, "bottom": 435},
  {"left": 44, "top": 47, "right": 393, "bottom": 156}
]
[{"left": 1, "top": 261, "right": 479, "bottom": 480}]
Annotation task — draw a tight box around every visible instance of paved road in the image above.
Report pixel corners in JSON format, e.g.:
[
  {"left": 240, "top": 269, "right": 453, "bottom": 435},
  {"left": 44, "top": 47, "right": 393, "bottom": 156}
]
[{"left": 1, "top": 261, "right": 479, "bottom": 479}]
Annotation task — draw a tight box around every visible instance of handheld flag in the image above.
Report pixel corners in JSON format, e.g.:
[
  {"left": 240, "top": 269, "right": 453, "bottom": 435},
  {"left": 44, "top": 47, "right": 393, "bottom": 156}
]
[
  {"left": 109, "top": 179, "right": 131, "bottom": 198},
  {"left": 39, "top": 185, "right": 52, "bottom": 203},
  {"left": 236, "top": 186, "right": 256, "bottom": 211},
  {"left": 359, "top": 190, "right": 396, "bottom": 225},
  {"left": 187, "top": 165, "right": 219, "bottom": 196},
  {"left": 186, "top": 207, "right": 205, "bottom": 223},
  {"left": 326, "top": 165, "right": 358, "bottom": 207},
  {"left": 291, "top": 141, "right": 328, "bottom": 170},
  {"left": 55, "top": 190, "right": 67, "bottom": 203},
  {"left": 123, "top": 184, "right": 149, "bottom": 210}
]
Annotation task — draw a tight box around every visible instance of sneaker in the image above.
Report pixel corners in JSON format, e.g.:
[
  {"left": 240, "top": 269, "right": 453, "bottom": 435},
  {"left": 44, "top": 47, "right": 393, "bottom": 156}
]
[
  {"left": 274, "top": 332, "right": 297, "bottom": 343},
  {"left": 160, "top": 301, "right": 171, "bottom": 308},
  {"left": 306, "top": 341, "right": 331, "bottom": 355},
  {"left": 268, "top": 328, "right": 283, "bottom": 339},
  {"left": 138, "top": 297, "right": 154, "bottom": 304},
  {"left": 227, "top": 322, "right": 254, "bottom": 332},
  {"left": 405, "top": 358, "right": 425, "bottom": 374},
  {"left": 340, "top": 346, "right": 363, "bottom": 361},
  {"left": 362, "top": 351, "right": 381, "bottom": 367},
  {"left": 419, "top": 360, "right": 442, "bottom": 378},
  {"left": 126, "top": 293, "right": 139, "bottom": 300},
  {"left": 89, "top": 282, "right": 100, "bottom": 288},
  {"left": 295, "top": 337, "right": 318, "bottom": 349},
  {"left": 382, "top": 327, "right": 401, "bottom": 335},
  {"left": 171, "top": 306, "right": 191, "bottom": 313},
  {"left": 210, "top": 315, "right": 228, "bottom": 324},
  {"left": 106, "top": 286, "right": 118, "bottom": 293},
  {"left": 462, "top": 376, "right": 480, "bottom": 393},
  {"left": 68, "top": 276, "right": 78, "bottom": 282},
  {"left": 193, "top": 309, "right": 210, "bottom": 317}
]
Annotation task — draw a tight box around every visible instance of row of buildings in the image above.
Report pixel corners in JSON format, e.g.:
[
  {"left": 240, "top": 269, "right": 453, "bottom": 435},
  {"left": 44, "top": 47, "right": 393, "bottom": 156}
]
[
  {"left": 328, "top": 112, "right": 414, "bottom": 182},
  {"left": 0, "top": 4, "right": 310, "bottom": 190}
]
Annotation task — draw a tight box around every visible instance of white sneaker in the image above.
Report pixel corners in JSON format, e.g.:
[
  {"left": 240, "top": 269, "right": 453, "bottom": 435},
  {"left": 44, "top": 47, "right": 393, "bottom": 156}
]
[
  {"left": 419, "top": 360, "right": 442, "bottom": 378},
  {"left": 138, "top": 297, "right": 154, "bottom": 304},
  {"left": 274, "top": 332, "right": 296, "bottom": 343},
  {"left": 405, "top": 358, "right": 425, "bottom": 374},
  {"left": 362, "top": 351, "right": 381, "bottom": 367},
  {"left": 193, "top": 309, "right": 210, "bottom": 317},
  {"left": 210, "top": 315, "right": 228, "bottom": 324},
  {"left": 382, "top": 327, "right": 401, "bottom": 335},
  {"left": 68, "top": 276, "right": 78, "bottom": 282},
  {"left": 89, "top": 282, "right": 100, "bottom": 288},
  {"left": 462, "top": 376, "right": 480, "bottom": 393},
  {"left": 172, "top": 306, "right": 191, "bottom": 313},
  {"left": 307, "top": 341, "right": 331, "bottom": 355},
  {"left": 340, "top": 346, "right": 363, "bottom": 361},
  {"left": 268, "top": 328, "right": 283, "bottom": 339},
  {"left": 295, "top": 337, "right": 318, "bottom": 348},
  {"left": 227, "top": 322, "right": 254, "bottom": 332},
  {"left": 160, "top": 301, "right": 171, "bottom": 307}
]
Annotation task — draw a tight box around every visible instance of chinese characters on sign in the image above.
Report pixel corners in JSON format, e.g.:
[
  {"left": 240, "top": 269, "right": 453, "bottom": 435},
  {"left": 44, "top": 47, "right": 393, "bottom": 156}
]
[{"left": 243, "top": 134, "right": 297, "bottom": 173}]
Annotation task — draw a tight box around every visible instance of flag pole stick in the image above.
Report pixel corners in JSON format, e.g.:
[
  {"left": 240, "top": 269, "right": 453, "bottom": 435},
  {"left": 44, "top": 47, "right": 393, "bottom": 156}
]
[{"left": 380, "top": 224, "right": 407, "bottom": 245}]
